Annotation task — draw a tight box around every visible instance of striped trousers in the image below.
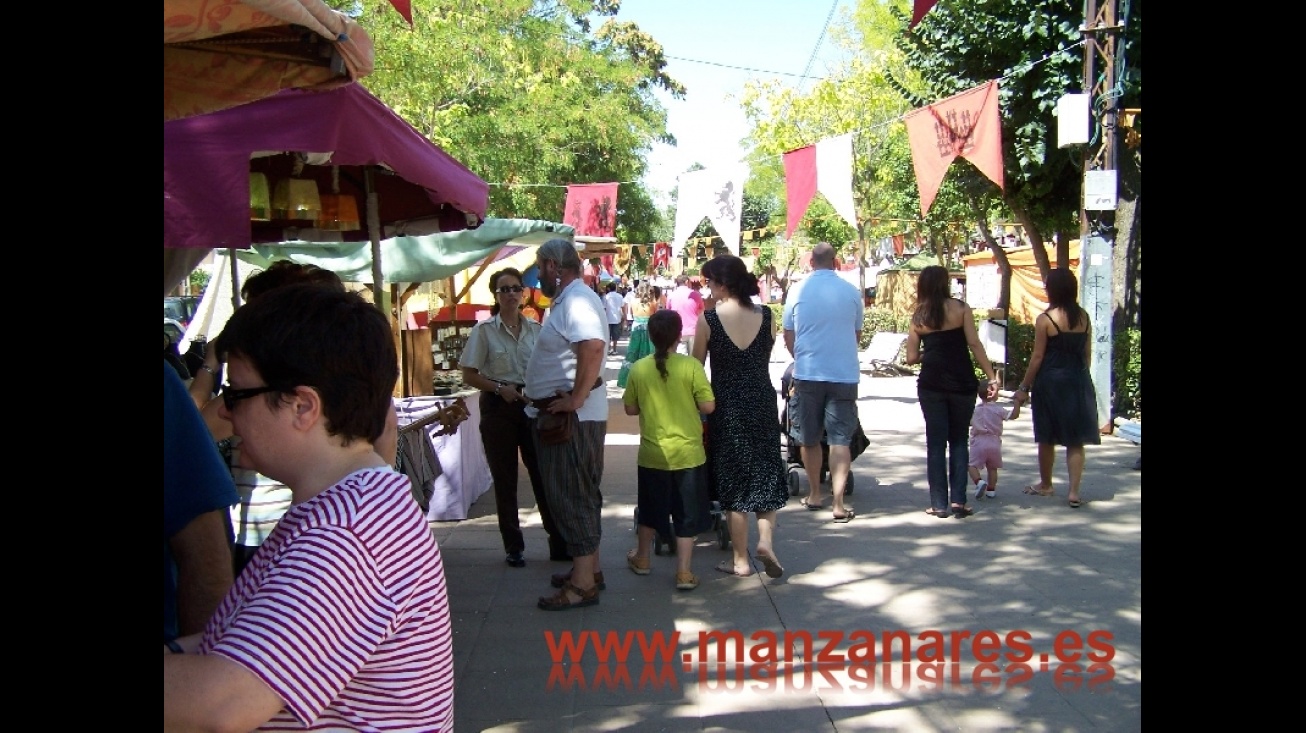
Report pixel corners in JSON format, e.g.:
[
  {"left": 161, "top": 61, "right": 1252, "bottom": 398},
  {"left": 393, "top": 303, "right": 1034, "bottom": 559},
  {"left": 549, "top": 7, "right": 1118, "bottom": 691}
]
[{"left": 532, "top": 416, "right": 606, "bottom": 557}]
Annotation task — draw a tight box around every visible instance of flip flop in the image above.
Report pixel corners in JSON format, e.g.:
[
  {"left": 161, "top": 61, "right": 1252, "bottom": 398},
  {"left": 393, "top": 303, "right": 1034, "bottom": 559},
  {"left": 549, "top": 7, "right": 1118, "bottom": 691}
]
[
  {"left": 755, "top": 551, "right": 785, "bottom": 578},
  {"left": 832, "top": 509, "right": 856, "bottom": 523},
  {"left": 1022, "top": 484, "right": 1054, "bottom": 497},
  {"left": 951, "top": 505, "right": 973, "bottom": 518},
  {"left": 924, "top": 508, "right": 950, "bottom": 518},
  {"left": 1068, "top": 498, "right": 1083, "bottom": 508},
  {"left": 800, "top": 498, "right": 823, "bottom": 511},
  {"left": 715, "top": 560, "right": 753, "bottom": 577}
]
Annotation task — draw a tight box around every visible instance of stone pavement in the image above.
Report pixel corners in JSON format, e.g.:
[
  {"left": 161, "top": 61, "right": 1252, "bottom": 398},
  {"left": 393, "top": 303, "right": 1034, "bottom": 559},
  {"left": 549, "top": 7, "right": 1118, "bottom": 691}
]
[{"left": 432, "top": 337, "right": 1142, "bottom": 732}]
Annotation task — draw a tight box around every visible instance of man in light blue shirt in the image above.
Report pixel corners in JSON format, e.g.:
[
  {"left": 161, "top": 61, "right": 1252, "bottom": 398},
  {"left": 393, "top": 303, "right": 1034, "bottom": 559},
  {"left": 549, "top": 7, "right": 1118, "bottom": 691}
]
[{"left": 782, "top": 242, "right": 864, "bottom": 522}]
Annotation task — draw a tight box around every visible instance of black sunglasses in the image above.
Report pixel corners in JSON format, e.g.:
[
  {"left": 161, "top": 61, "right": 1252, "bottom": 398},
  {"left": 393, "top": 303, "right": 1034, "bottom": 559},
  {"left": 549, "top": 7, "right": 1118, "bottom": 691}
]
[
  {"left": 496, "top": 285, "right": 525, "bottom": 294},
  {"left": 221, "top": 383, "right": 283, "bottom": 411}
]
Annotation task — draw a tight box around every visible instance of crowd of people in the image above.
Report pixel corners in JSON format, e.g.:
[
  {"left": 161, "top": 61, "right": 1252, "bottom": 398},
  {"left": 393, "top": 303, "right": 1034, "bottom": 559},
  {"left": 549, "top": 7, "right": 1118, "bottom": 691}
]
[{"left": 164, "top": 243, "right": 1101, "bottom": 730}]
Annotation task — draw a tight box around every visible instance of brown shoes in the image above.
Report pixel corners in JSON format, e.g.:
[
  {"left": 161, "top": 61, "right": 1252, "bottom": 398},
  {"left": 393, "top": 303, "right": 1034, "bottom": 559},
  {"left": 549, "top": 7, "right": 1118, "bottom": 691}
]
[
  {"left": 537, "top": 582, "right": 600, "bottom": 611},
  {"left": 550, "top": 569, "right": 606, "bottom": 590}
]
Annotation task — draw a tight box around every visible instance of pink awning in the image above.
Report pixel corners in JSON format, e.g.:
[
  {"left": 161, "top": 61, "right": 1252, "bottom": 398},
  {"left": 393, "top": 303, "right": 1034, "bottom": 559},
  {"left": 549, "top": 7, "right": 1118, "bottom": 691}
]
[{"left": 164, "top": 83, "right": 489, "bottom": 250}]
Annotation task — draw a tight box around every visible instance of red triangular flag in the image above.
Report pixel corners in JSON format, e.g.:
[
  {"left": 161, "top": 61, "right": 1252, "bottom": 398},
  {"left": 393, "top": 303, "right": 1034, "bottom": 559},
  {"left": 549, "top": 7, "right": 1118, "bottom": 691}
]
[
  {"left": 910, "top": 1, "right": 939, "bottom": 29},
  {"left": 388, "top": 1, "right": 414, "bottom": 27},
  {"left": 783, "top": 144, "right": 818, "bottom": 238}
]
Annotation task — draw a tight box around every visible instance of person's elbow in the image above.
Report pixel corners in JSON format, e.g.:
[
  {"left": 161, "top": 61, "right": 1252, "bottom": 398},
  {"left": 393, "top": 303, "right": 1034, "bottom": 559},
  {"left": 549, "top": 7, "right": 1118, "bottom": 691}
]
[
  {"left": 624, "top": 404, "right": 640, "bottom": 416},
  {"left": 698, "top": 400, "right": 716, "bottom": 414}
]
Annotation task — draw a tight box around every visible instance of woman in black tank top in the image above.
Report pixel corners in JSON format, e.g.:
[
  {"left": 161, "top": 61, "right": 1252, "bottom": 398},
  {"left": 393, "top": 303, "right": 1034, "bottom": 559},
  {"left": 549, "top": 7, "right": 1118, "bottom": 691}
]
[{"left": 904, "top": 266, "right": 998, "bottom": 518}]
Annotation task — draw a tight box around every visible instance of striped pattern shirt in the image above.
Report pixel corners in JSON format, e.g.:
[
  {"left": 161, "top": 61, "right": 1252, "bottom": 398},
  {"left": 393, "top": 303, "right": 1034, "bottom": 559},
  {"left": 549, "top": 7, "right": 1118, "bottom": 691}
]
[{"left": 200, "top": 468, "right": 454, "bottom": 731}]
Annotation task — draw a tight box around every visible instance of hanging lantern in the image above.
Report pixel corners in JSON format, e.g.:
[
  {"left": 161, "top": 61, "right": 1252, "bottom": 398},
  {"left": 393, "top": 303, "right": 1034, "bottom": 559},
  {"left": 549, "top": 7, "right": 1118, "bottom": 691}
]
[
  {"left": 271, "top": 178, "right": 322, "bottom": 221},
  {"left": 316, "top": 193, "right": 361, "bottom": 231},
  {"left": 249, "top": 173, "right": 272, "bottom": 221}
]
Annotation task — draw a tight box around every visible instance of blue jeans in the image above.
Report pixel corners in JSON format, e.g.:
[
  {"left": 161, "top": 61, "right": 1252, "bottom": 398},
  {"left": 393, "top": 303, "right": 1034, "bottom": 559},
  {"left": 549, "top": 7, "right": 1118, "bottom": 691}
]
[{"left": 918, "top": 388, "right": 976, "bottom": 510}]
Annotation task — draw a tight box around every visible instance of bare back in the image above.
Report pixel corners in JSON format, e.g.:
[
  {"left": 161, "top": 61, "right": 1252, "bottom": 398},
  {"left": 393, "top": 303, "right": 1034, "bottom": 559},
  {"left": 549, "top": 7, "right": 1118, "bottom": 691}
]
[{"left": 711, "top": 299, "right": 765, "bottom": 351}]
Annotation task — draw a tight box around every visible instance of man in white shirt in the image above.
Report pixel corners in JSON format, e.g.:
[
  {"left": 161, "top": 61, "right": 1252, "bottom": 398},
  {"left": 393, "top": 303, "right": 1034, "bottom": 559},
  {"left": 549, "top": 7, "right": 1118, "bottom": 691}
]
[
  {"left": 526, "top": 239, "right": 609, "bottom": 610},
  {"left": 602, "top": 282, "right": 625, "bottom": 356},
  {"left": 622, "top": 280, "right": 640, "bottom": 337}
]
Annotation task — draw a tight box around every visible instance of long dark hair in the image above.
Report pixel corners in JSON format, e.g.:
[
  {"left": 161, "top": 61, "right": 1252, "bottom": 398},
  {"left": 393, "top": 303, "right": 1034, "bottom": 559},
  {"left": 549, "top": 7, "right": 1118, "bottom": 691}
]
[
  {"left": 1045, "top": 268, "right": 1084, "bottom": 329},
  {"left": 488, "top": 267, "right": 524, "bottom": 316},
  {"left": 701, "top": 254, "right": 760, "bottom": 305},
  {"left": 912, "top": 265, "right": 950, "bottom": 330},
  {"left": 647, "top": 310, "right": 682, "bottom": 381}
]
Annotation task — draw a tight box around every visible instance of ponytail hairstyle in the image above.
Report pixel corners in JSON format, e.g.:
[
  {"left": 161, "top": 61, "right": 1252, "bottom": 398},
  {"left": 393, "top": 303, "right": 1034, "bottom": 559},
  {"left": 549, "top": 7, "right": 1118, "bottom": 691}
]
[
  {"left": 647, "top": 310, "right": 682, "bottom": 381},
  {"left": 701, "top": 254, "right": 759, "bottom": 305}
]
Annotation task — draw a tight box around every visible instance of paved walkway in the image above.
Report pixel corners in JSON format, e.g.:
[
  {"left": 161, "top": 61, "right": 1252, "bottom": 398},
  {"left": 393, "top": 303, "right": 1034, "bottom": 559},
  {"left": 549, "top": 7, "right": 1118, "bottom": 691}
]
[{"left": 433, "top": 336, "right": 1142, "bottom": 732}]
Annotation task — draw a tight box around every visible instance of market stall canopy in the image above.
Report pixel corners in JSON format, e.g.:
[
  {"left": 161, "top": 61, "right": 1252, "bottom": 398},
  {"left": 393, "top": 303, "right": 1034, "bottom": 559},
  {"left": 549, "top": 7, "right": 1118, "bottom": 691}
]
[
  {"left": 875, "top": 252, "right": 965, "bottom": 317},
  {"left": 236, "top": 218, "right": 574, "bottom": 284},
  {"left": 962, "top": 241, "right": 1081, "bottom": 323},
  {"left": 165, "top": 82, "right": 489, "bottom": 252},
  {"left": 164, "top": 0, "right": 374, "bottom": 122}
]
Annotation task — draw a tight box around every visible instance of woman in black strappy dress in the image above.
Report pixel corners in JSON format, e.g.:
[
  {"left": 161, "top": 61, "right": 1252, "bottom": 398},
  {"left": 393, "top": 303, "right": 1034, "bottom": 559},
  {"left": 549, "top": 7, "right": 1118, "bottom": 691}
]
[
  {"left": 1011, "top": 269, "right": 1100, "bottom": 508},
  {"left": 692, "top": 255, "right": 788, "bottom": 579}
]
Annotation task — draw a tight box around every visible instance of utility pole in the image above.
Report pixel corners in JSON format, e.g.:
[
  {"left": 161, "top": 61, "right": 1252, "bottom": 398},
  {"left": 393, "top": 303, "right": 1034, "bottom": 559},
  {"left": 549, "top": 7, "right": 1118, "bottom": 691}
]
[{"left": 1078, "top": 0, "right": 1123, "bottom": 434}]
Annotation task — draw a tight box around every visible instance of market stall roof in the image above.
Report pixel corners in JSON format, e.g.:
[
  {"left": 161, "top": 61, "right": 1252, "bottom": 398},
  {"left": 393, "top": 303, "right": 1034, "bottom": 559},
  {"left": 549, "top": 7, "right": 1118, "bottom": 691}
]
[
  {"left": 164, "top": 82, "right": 490, "bottom": 252},
  {"left": 164, "top": 0, "right": 374, "bottom": 122},
  {"left": 236, "top": 218, "right": 574, "bottom": 284},
  {"left": 885, "top": 251, "right": 965, "bottom": 272}
]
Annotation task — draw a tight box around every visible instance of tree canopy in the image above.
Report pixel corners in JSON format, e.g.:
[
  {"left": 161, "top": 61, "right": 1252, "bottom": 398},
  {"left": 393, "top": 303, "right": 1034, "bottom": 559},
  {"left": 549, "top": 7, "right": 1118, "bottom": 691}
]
[{"left": 353, "top": 0, "right": 682, "bottom": 240}]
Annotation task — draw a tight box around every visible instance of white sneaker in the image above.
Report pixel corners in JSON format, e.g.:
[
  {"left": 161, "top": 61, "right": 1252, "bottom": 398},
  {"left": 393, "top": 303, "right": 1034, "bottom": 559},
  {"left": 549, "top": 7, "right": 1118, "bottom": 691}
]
[
  {"left": 975, "top": 480, "right": 989, "bottom": 501},
  {"left": 985, "top": 486, "right": 996, "bottom": 498}
]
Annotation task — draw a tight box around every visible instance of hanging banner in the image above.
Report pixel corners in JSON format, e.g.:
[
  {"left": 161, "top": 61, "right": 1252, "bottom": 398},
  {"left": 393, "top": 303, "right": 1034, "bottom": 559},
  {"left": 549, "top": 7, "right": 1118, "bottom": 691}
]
[
  {"left": 652, "top": 242, "right": 671, "bottom": 270},
  {"left": 671, "top": 165, "right": 748, "bottom": 257},
  {"left": 910, "top": 0, "right": 939, "bottom": 28},
  {"left": 563, "top": 182, "right": 619, "bottom": 237},
  {"left": 783, "top": 133, "right": 857, "bottom": 237},
  {"left": 904, "top": 80, "right": 1004, "bottom": 217}
]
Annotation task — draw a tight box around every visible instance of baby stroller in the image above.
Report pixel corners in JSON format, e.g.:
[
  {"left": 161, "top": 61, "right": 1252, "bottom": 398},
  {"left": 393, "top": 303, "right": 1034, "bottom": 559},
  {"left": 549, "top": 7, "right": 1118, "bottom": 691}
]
[
  {"left": 634, "top": 416, "right": 730, "bottom": 555},
  {"left": 780, "top": 363, "right": 869, "bottom": 497}
]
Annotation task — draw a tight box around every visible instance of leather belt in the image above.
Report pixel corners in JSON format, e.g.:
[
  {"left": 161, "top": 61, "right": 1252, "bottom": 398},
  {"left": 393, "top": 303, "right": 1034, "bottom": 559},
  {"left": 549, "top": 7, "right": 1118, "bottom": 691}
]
[{"left": 529, "top": 378, "right": 603, "bottom": 409}]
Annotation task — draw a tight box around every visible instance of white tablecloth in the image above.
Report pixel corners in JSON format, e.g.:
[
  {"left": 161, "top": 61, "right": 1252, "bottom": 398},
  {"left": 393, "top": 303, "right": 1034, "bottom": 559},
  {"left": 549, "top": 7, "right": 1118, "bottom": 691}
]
[{"left": 395, "top": 393, "right": 492, "bottom": 521}]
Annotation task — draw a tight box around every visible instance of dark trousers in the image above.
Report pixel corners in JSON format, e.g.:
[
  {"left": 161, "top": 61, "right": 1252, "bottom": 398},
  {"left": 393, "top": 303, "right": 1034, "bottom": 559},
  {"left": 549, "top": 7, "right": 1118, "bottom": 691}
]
[
  {"left": 479, "top": 391, "right": 563, "bottom": 556},
  {"left": 918, "top": 388, "right": 976, "bottom": 510}
]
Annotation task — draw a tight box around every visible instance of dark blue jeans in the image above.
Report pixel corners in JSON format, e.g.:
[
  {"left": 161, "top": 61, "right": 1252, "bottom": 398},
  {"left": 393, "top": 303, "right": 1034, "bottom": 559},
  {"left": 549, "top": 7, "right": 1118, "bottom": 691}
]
[{"left": 918, "top": 388, "right": 976, "bottom": 511}]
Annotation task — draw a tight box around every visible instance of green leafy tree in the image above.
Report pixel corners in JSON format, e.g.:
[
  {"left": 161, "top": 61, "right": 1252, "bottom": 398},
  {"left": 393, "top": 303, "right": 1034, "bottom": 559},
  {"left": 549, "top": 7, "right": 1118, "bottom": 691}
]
[
  {"left": 354, "top": 1, "right": 680, "bottom": 235},
  {"left": 890, "top": 0, "right": 1141, "bottom": 284}
]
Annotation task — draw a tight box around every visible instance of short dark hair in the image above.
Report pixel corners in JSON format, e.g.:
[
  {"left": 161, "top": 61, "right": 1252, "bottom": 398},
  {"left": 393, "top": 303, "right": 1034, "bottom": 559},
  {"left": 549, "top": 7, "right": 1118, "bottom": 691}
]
[
  {"left": 489, "top": 267, "right": 524, "bottom": 316},
  {"left": 216, "top": 284, "right": 397, "bottom": 445},
  {"left": 242, "top": 260, "right": 343, "bottom": 301}
]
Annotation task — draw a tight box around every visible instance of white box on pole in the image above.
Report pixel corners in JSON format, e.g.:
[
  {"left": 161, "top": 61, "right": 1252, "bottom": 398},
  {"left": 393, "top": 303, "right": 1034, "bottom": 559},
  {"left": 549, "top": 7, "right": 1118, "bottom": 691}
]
[{"left": 1056, "top": 93, "right": 1091, "bottom": 147}]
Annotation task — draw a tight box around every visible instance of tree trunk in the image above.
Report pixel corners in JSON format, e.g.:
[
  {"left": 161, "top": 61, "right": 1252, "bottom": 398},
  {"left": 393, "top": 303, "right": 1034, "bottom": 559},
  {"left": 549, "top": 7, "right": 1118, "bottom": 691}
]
[{"left": 1008, "top": 199, "right": 1051, "bottom": 284}]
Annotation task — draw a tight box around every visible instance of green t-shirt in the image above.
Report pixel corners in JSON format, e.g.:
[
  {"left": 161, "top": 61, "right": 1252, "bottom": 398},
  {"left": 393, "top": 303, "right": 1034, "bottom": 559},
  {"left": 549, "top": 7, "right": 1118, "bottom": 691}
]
[{"left": 621, "top": 353, "right": 715, "bottom": 471}]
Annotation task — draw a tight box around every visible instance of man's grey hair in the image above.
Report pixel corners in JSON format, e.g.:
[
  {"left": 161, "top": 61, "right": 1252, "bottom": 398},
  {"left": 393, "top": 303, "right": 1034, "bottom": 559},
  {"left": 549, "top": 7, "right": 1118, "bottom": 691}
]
[{"left": 537, "top": 238, "right": 582, "bottom": 273}]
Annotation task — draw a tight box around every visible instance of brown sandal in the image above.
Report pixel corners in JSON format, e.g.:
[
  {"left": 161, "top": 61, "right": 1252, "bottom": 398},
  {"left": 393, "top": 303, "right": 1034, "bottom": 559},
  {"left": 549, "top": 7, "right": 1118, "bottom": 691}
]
[
  {"left": 537, "top": 581, "right": 600, "bottom": 611},
  {"left": 1022, "top": 484, "right": 1054, "bottom": 497}
]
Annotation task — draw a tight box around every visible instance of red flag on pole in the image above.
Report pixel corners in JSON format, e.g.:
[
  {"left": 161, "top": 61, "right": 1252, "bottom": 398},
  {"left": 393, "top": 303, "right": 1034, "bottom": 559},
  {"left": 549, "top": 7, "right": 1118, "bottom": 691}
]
[
  {"left": 910, "top": 1, "right": 939, "bottom": 29},
  {"left": 387, "top": 1, "right": 414, "bottom": 27},
  {"left": 563, "top": 183, "right": 619, "bottom": 238},
  {"left": 904, "top": 80, "right": 1004, "bottom": 217}
]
